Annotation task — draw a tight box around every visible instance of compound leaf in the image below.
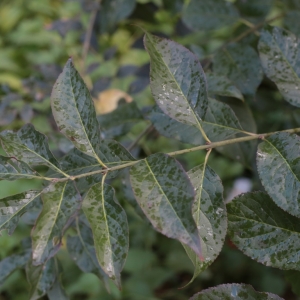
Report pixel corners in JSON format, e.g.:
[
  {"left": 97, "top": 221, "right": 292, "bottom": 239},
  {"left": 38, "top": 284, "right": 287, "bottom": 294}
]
[
  {"left": 82, "top": 180, "right": 129, "bottom": 289},
  {"left": 190, "top": 283, "right": 283, "bottom": 300},
  {"left": 51, "top": 59, "right": 105, "bottom": 167},
  {"left": 144, "top": 32, "right": 208, "bottom": 138},
  {"left": 0, "top": 124, "right": 65, "bottom": 176},
  {"left": 130, "top": 153, "right": 202, "bottom": 259},
  {"left": 32, "top": 181, "right": 81, "bottom": 265},
  {"left": 182, "top": 0, "right": 239, "bottom": 31},
  {"left": 0, "top": 156, "right": 41, "bottom": 180},
  {"left": 257, "top": 132, "right": 300, "bottom": 217},
  {"left": 67, "top": 219, "right": 109, "bottom": 287},
  {"left": 183, "top": 164, "right": 227, "bottom": 285},
  {"left": 258, "top": 26, "right": 300, "bottom": 107},
  {"left": 0, "top": 191, "right": 42, "bottom": 235},
  {"left": 227, "top": 192, "right": 300, "bottom": 270},
  {"left": 214, "top": 43, "right": 263, "bottom": 96}
]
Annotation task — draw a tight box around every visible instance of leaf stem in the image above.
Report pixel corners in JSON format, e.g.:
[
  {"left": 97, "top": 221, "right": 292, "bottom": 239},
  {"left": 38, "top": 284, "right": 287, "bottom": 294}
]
[{"left": 127, "top": 124, "right": 154, "bottom": 151}]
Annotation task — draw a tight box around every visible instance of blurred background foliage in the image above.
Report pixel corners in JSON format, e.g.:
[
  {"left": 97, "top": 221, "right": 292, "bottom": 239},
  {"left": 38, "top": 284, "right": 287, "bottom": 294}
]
[{"left": 1, "top": 0, "right": 300, "bottom": 299}]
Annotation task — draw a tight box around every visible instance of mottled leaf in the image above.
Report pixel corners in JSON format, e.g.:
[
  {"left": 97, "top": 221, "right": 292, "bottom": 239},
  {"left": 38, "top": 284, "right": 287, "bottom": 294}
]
[
  {"left": 0, "top": 124, "right": 66, "bottom": 176},
  {"left": 144, "top": 32, "right": 208, "bottom": 138},
  {"left": 214, "top": 43, "right": 263, "bottom": 96},
  {"left": 182, "top": 0, "right": 239, "bottom": 31},
  {"left": 258, "top": 26, "right": 300, "bottom": 107},
  {"left": 0, "top": 240, "right": 31, "bottom": 286},
  {"left": 183, "top": 164, "right": 227, "bottom": 285},
  {"left": 82, "top": 180, "right": 129, "bottom": 288},
  {"left": 0, "top": 156, "right": 40, "bottom": 180},
  {"left": 26, "top": 258, "right": 56, "bottom": 300},
  {"left": 32, "top": 181, "right": 81, "bottom": 265},
  {"left": 130, "top": 153, "right": 202, "bottom": 259},
  {"left": 257, "top": 132, "right": 300, "bottom": 217},
  {"left": 227, "top": 192, "right": 300, "bottom": 270},
  {"left": 97, "top": 102, "right": 143, "bottom": 139},
  {"left": 190, "top": 283, "right": 283, "bottom": 300},
  {"left": 206, "top": 73, "right": 244, "bottom": 101},
  {"left": 0, "top": 191, "right": 42, "bottom": 235},
  {"left": 148, "top": 98, "right": 244, "bottom": 145},
  {"left": 67, "top": 219, "right": 109, "bottom": 286},
  {"left": 51, "top": 59, "right": 105, "bottom": 167},
  {"left": 98, "top": 0, "right": 136, "bottom": 33}
]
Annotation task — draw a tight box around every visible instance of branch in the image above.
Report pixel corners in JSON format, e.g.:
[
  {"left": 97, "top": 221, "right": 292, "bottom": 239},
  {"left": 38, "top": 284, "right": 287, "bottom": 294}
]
[{"left": 42, "top": 127, "right": 300, "bottom": 183}]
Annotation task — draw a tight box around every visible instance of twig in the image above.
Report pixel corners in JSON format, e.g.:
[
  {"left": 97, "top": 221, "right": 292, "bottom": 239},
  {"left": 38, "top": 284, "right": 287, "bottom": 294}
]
[
  {"left": 82, "top": 0, "right": 101, "bottom": 74},
  {"left": 127, "top": 124, "right": 154, "bottom": 151}
]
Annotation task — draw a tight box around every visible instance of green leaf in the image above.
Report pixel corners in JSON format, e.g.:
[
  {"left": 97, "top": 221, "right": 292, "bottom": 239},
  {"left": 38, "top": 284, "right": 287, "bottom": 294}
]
[
  {"left": 32, "top": 181, "right": 81, "bottom": 265},
  {"left": 183, "top": 164, "right": 227, "bottom": 285},
  {"left": 0, "top": 239, "right": 31, "bottom": 286},
  {"left": 258, "top": 26, "right": 300, "bottom": 107},
  {"left": 130, "top": 153, "right": 202, "bottom": 259},
  {"left": 148, "top": 98, "right": 244, "bottom": 146},
  {"left": 67, "top": 219, "right": 109, "bottom": 287},
  {"left": 97, "top": 102, "right": 143, "bottom": 139},
  {"left": 189, "top": 283, "right": 283, "bottom": 299},
  {"left": 285, "top": 270, "right": 300, "bottom": 297},
  {"left": 98, "top": 0, "right": 136, "bottom": 33},
  {"left": 0, "top": 124, "right": 66, "bottom": 176},
  {"left": 213, "top": 43, "right": 263, "bottom": 96},
  {"left": 51, "top": 59, "right": 105, "bottom": 167},
  {"left": 206, "top": 73, "right": 244, "bottom": 101},
  {"left": 26, "top": 258, "right": 56, "bottom": 300},
  {"left": 227, "top": 192, "right": 300, "bottom": 270},
  {"left": 257, "top": 132, "right": 300, "bottom": 217},
  {"left": 235, "top": 0, "right": 273, "bottom": 22},
  {"left": 0, "top": 156, "right": 40, "bottom": 180},
  {"left": 284, "top": 11, "right": 300, "bottom": 37},
  {"left": 0, "top": 191, "right": 42, "bottom": 235},
  {"left": 144, "top": 32, "right": 208, "bottom": 139},
  {"left": 82, "top": 180, "right": 129, "bottom": 289},
  {"left": 182, "top": 0, "right": 239, "bottom": 31}
]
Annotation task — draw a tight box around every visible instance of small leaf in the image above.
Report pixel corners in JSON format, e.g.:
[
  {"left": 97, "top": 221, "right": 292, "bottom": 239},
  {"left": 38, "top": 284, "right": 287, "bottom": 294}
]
[
  {"left": 51, "top": 59, "right": 105, "bottom": 167},
  {"left": 67, "top": 219, "right": 109, "bottom": 286},
  {"left": 0, "top": 124, "right": 65, "bottom": 176},
  {"left": 97, "top": 101, "right": 143, "bottom": 139},
  {"left": 130, "top": 153, "right": 202, "bottom": 259},
  {"left": 0, "top": 191, "right": 42, "bottom": 235},
  {"left": 182, "top": 0, "right": 239, "bottom": 31},
  {"left": 214, "top": 43, "right": 263, "bottom": 96},
  {"left": 227, "top": 192, "right": 300, "bottom": 270},
  {"left": 206, "top": 73, "right": 244, "bottom": 101},
  {"left": 144, "top": 32, "right": 208, "bottom": 138},
  {"left": 183, "top": 164, "right": 227, "bottom": 285},
  {"left": 257, "top": 132, "right": 300, "bottom": 217},
  {"left": 0, "top": 156, "right": 40, "bottom": 180},
  {"left": 189, "top": 283, "right": 283, "bottom": 300},
  {"left": 98, "top": 0, "right": 136, "bottom": 33},
  {"left": 26, "top": 258, "right": 56, "bottom": 300},
  {"left": 82, "top": 179, "right": 129, "bottom": 288},
  {"left": 148, "top": 98, "right": 244, "bottom": 146},
  {"left": 258, "top": 26, "right": 300, "bottom": 107},
  {"left": 32, "top": 181, "right": 81, "bottom": 265},
  {"left": 0, "top": 240, "right": 31, "bottom": 286}
]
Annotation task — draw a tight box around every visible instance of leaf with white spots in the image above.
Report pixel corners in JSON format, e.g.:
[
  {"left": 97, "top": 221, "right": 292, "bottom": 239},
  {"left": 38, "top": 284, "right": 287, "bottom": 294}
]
[
  {"left": 130, "top": 153, "right": 203, "bottom": 260},
  {"left": 227, "top": 192, "right": 300, "bottom": 270},
  {"left": 257, "top": 132, "right": 300, "bottom": 218},
  {"left": 183, "top": 163, "right": 227, "bottom": 286},
  {"left": 31, "top": 181, "right": 81, "bottom": 265},
  {"left": 82, "top": 179, "right": 129, "bottom": 289},
  {"left": 258, "top": 26, "right": 300, "bottom": 107}
]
